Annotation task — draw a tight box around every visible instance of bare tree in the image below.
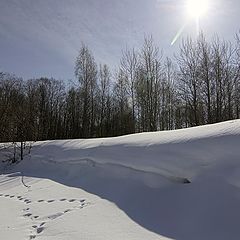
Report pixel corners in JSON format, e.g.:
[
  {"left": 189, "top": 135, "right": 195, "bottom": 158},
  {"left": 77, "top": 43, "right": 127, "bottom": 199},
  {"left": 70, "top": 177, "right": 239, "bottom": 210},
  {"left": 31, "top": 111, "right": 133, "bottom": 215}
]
[
  {"left": 98, "top": 64, "right": 112, "bottom": 136},
  {"left": 75, "top": 44, "right": 98, "bottom": 137},
  {"left": 136, "top": 36, "right": 163, "bottom": 131},
  {"left": 177, "top": 37, "right": 203, "bottom": 126},
  {"left": 120, "top": 47, "right": 139, "bottom": 131}
]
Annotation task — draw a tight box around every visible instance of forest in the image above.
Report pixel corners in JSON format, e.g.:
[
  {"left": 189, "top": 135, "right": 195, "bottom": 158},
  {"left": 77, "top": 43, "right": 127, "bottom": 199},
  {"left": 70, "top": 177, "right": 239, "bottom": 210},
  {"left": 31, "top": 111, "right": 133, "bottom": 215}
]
[{"left": 1, "top": 33, "right": 240, "bottom": 143}]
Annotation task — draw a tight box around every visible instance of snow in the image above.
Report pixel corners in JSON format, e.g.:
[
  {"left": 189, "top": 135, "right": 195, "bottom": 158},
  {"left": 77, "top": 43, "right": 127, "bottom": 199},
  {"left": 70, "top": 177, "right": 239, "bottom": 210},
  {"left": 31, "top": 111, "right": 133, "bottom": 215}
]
[
  {"left": 1, "top": 119, "right": 240, "bottom": 239},
  {"left": 0, "top": 174, "right": 167, "bottom": 240}
]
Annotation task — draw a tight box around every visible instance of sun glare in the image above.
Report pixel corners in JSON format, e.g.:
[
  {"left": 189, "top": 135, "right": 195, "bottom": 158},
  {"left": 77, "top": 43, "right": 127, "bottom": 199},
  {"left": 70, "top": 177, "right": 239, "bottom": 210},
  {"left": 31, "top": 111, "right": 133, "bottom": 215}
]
[{"left": 187, "top": 0, "right": 209, "bottom": 18}]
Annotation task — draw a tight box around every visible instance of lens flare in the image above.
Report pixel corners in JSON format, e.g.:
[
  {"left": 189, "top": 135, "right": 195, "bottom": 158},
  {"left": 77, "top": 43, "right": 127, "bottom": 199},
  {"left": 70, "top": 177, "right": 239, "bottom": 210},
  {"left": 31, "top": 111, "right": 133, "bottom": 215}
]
[{"left": 171, "top": 0, "right": 209, "bottom": 45}]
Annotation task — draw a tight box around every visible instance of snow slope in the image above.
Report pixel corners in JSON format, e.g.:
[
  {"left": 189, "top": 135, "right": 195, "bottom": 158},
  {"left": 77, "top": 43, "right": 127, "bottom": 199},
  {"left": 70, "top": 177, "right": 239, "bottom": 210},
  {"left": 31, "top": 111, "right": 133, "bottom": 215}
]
[{"left": 1, "top": 120, "right": 240, "bottom": 240}]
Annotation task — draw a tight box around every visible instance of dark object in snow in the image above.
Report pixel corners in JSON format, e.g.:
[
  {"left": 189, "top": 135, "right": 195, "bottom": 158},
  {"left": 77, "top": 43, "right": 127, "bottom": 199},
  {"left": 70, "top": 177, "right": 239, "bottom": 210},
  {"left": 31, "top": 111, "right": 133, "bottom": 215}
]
[
  {"left": 172, "top": 176, "right": 191, "bottom": 184},
  {"left": 182, "top": 178, "right": 191, "bottom": 184}
]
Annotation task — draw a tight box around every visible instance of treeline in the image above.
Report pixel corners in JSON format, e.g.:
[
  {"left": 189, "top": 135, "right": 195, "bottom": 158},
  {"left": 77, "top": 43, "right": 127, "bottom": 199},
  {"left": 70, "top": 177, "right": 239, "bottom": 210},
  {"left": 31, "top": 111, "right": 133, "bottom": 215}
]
[{"left": 1, "top": 33, "right": 240, "bottom": 142}]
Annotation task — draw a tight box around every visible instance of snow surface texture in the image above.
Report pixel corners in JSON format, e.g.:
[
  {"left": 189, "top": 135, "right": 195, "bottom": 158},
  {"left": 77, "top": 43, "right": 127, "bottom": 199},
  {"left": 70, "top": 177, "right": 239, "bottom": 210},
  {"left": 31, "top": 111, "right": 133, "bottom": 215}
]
[{"left": 1, "top": 120, "right": 240, "bottom": 240}]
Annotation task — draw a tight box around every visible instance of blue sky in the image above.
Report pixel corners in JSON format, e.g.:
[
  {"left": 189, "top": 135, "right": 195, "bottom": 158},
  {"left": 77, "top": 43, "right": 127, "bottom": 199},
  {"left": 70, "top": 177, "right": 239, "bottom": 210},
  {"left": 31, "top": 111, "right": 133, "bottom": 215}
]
[{"left": 0, "top": 0, "right": 239, "bottom": 80}]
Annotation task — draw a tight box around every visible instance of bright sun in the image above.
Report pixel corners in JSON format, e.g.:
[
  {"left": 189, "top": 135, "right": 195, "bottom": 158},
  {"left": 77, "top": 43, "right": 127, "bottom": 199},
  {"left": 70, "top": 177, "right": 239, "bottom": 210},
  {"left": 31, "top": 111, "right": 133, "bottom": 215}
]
[
  {"left": 187, "top": 0, "right": 209, "bottom": 18},
  {"left": 171, "top": 0, "right": 210, "bottom": 45}
]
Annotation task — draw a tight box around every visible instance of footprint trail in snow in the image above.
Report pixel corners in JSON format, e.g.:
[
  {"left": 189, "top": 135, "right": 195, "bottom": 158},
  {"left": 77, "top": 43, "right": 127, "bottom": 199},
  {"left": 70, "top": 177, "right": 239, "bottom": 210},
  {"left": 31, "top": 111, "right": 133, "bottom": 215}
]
[{"left": 0, "top": 193, "right": 90, "bottom": 239}]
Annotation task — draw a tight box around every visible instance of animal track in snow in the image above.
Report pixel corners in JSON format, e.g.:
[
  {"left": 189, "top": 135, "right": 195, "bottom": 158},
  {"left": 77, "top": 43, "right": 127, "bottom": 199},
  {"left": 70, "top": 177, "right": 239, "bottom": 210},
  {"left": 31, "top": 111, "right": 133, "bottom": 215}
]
[
  {"left": 30, "top": 222, "right": 46, "bottom": 239},
  {"left": 64, "top": 209, "right": 72, "bottom": 213},
  {"left": 47, "top": 212, "right": 64, "bottom": 220},
  {"left": 1, "top": 192, "right": 88, "bottom": 208},
  {"left": 0, "top": 192, "right": 90, "bottom": 240},
  {"left": 36, "top": 226, "right": 44, "bottom": 234},
  {"left": 23, "top": 213, "right": 32, "bottom": 217},
  {"left": 1, "top": 192, "right": 87, "bottom": 206}
]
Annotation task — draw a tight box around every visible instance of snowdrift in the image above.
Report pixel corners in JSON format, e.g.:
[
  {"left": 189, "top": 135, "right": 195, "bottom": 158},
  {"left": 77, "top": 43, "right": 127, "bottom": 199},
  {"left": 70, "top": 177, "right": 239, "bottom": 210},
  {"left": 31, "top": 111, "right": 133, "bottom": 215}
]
[
  {"left": 1, "top": 120, "right": 240, "bottom": 240},
  {"left": 34, "top": 119, "right": 240, "bottom": 182}
]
